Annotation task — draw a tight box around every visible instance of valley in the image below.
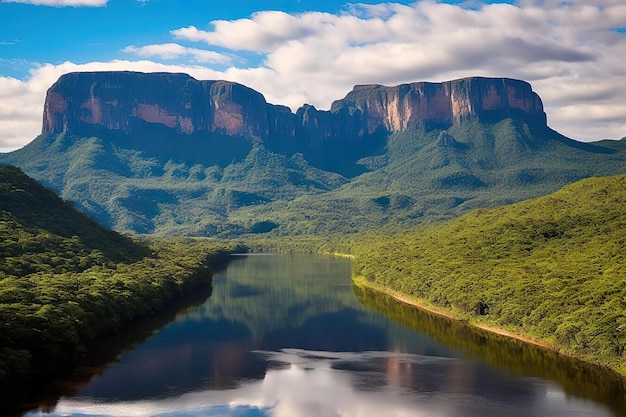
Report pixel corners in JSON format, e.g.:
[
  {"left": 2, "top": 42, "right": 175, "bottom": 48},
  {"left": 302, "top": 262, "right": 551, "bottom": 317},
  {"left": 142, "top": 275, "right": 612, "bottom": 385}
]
[
  {"left": 0, "top": 71, "right": 625, "bottom": 414},
  {"left": 1, "top": 72, "right": 624, "bottom": 236}
]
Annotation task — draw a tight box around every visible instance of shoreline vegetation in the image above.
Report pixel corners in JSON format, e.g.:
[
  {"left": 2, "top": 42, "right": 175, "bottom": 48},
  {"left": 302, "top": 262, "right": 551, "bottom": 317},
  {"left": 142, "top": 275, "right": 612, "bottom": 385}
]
[
  {"left": 352, "top": 281, "right": 626, "bottom": 417},
  {"left": 0, "top": 166, "right": 245, "bottom": 389},
  {"left": 0, "top": 237, "right": 242, "bottom": 388},
  {"left": 247, "top": 227, "right": 625, "bottom": 381},
  {"left": 2, "top": 268, "right": 219, "bottom": 417},
  {"left": 351, "top": 174, "right": 626, "bottom": 379},
  {"left": 353, "top": 275, "right": 558, "bottom": 353}
]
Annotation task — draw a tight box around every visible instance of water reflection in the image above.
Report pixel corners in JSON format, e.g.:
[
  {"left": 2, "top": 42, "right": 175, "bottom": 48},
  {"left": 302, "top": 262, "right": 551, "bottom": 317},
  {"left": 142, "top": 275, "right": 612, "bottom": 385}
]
[
  {"left": 353, "top": 284, "right": 626, "bottom": 416},
  {"left": 16, "top": 254, "right": 626, "bottom": 417},
  {"left": 30, "top": 350, "right": 614, "bottom": 417},
  {"left": 2, "top": 283, "right": 215, "bottom": 417}
]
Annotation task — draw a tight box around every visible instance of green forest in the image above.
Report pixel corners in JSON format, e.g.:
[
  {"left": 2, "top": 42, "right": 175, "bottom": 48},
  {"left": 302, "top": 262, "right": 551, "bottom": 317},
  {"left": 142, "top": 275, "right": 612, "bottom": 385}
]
[
  {"left": 2, "top": 160, "right": 626, "bottom": 387},
  {"left": 352, "top": 174, "right": 626, "bottom": 376},
  {"left": 0, "top": 166, "right": 242, "bottom": 384},
  {"left": 2, "top": 117, "right": 625, "bottom": 237}
]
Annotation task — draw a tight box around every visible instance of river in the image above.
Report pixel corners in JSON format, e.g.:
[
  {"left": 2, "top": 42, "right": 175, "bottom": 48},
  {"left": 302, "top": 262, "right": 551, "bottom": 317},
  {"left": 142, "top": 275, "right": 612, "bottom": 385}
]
[{"left": 16, "top": 254, "right": 626, "bottom": 416}]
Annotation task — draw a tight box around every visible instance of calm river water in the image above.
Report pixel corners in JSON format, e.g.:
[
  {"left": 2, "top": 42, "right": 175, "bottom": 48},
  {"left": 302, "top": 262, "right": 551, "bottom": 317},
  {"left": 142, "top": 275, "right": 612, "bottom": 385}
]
[{"left": 17, "top": 254, "right": 626, "bottom": 417}]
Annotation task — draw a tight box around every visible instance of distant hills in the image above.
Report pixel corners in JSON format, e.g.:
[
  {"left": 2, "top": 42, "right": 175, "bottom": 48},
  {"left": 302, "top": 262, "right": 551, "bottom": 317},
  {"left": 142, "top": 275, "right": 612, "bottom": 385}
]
[{"left": 1, "top": 71, "right": 625, "bottom": 235}]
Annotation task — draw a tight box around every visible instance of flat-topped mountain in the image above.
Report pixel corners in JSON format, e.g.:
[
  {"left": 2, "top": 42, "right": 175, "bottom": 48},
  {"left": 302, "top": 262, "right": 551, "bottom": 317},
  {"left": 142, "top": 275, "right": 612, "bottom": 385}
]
[
  {"left": 330, "top": 77, "right": 545, "bottom": 131},
  {"left": 43, "top": 72, "right": 271, "bottom": 141},
  {"left": 42, "top": 72, "right": 546, "bottom": 148},
  {"left": 2, "top": 72, "right": 625, "bottom": 236}
]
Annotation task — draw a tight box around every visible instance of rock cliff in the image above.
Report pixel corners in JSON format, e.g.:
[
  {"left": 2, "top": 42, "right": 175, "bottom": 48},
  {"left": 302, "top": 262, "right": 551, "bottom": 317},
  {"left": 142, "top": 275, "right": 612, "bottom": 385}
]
[
  {"left": 42, "top": 71, "right": 270, "bottom": 141},
  {"left": 331, "top": 77, "right": 546, "bottom": 134},
  {"left": 42, "top": 72, "right": 546, "bottom": 147}
]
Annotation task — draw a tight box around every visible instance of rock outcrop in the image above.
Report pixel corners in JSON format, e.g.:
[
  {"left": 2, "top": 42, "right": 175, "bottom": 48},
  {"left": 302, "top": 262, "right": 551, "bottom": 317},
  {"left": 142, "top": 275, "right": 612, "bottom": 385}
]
[
  {"left": 42, "top": 72, "right": 547, "bottom": 147},
  {"left": 331, "top": 77, "right": 546, "bottom": 134},
  {"left": 43, "top": 72, "right": 270, "bottom": 142}
]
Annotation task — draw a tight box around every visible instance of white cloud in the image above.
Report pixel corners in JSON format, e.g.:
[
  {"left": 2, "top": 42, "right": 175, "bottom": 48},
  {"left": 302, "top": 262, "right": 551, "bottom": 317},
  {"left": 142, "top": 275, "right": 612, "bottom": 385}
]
[
  {"left": 1, "top": 0, "right": 107, "bottom": 6},
  {"left": 123, "top": 43, "right": 232, "bottom": 65},
  {"left": 170, "top": 1, "right": 626, "bottom": 141},
  {"left": 171, "top": 11, "right": 319, "bottom": 52},
  {"left": 2, "top": 1, "right": 626, "bottom": 152}
]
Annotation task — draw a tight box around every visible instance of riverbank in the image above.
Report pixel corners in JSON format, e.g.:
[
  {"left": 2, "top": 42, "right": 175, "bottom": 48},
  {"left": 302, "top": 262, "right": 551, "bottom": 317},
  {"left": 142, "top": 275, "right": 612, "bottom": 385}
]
[
  {"left": 352, "top": 276, "right": 556, "bottom": 351},
  {"left": 352, "top": 277, "right": 626, "bottom": 417},
  {"left": 0, "top": 239, "right": 243, "bottom": 389},
  {"left": 350, "top": 176, "right": 626, "bottom": 378},
  {"left": 352, "top": 275, "right": 626, "bottom": 382}
]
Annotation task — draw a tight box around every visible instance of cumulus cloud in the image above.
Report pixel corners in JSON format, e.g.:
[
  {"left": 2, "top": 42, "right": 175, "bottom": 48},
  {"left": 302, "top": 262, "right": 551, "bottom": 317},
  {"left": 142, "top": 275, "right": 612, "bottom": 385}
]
[
  {"left": 2, "top": 1, "right": 626, "bottom": 152},
  {"left": 123, "top": 43, "right": 233, "bottom": 65},
  {"left": 170, "top": 1, "right": 626, "bottom": 141},
  {"left": 171, "top": 11, "right": 318, "bottom": 52},
  {"left": 1, "top": 0, "right": 107, "bottom": 6},
  {"left": 0, "top": 76, "right": 44, "bottom": 152}
]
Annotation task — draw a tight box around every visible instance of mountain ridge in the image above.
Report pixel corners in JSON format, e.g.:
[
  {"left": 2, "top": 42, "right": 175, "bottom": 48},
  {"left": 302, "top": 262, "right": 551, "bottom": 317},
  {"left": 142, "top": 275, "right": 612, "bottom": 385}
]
[
  {"left": 1, "top": 71, "right": 625, "bottom": 236},
  {"left": 41, "top": 72, "right": 547, "bottom": 149}
]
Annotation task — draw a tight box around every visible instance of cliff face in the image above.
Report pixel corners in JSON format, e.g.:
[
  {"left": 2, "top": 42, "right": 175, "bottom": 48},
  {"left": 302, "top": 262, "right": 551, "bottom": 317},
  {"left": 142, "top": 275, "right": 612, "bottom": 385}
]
[
  {"left": 42, "top": 72, "right": 270, "bottom": 142},
  {"left": 330, "top": 77, "right": 546, "bottom": 134},
  {"left": 42, "top": 72, "right": 546, "bottom": 146}
]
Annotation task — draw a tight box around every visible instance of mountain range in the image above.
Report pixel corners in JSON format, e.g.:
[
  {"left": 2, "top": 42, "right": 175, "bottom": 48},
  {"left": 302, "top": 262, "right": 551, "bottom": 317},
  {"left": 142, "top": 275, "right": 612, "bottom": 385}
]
[{"left": 1, "top": 71, "right": 625, "bottom": 236}]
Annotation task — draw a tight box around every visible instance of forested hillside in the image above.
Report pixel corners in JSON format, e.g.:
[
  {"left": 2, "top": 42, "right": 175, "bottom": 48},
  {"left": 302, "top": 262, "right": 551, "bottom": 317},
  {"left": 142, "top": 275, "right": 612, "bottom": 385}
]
[
  {"left": 0, "top": 166, "right": 241, "bottom": 384},
  {"left": 352, "top": 174, "right": 626, "bottom": 376},
  {"left": 3, "top": 118, "right": 625, "bottom": 236},
  {"left": 2, "top": 72, "right": 625, "bottom": 236}
]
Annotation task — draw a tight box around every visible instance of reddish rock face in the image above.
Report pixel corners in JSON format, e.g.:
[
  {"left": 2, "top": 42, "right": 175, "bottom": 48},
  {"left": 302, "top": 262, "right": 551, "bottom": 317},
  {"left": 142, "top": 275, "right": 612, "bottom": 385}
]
[
  {"left": 42, "top": 72, "right": 269, "bottom": 141},
  {"left": 330, "top": 77, "right": 546, "bottom": 134},
  {"left": 42, "top": 72, "right": 546, "bottom": 147}
]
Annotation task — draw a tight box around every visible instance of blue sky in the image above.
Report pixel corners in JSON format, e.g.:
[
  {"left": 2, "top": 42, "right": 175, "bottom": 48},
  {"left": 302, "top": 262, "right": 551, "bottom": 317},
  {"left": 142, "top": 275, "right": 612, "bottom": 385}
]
[
  {"left": 0, "top": 0, "right": 625, "bottom": 151},
  {"left": 1, "top": 0, "right": 408, "bottom": 76}
]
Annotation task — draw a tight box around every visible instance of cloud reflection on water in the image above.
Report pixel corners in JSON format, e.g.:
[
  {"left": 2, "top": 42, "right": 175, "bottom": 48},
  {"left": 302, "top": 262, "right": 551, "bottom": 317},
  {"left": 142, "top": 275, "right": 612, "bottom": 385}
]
[{"left": 35, "top": 349, "right": 612, "bottom": 417}]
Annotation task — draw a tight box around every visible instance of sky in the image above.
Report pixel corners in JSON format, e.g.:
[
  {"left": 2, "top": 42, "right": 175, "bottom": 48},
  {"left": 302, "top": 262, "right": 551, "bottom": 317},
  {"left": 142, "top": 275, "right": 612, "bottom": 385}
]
[{"left": 1, "top": 0, "right": 625, "bottom": 152}]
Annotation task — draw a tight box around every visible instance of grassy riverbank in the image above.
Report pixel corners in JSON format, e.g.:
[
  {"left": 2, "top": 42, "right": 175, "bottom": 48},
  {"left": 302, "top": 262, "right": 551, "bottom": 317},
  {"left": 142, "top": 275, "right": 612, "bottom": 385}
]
[{"left": 351, "top": 174, "right": 626, "bottom": 377}]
